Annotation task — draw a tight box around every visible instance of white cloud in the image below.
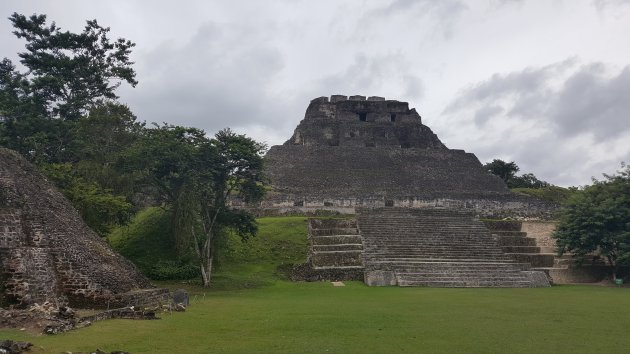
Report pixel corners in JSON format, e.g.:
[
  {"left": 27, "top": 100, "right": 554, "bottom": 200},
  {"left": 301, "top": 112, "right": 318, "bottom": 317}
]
[
  {"left": 1, "top": 0, "right": 629, "bottom": 186},
  {"left": 442, "top": 60, "right": 630, "bottom": 186}
]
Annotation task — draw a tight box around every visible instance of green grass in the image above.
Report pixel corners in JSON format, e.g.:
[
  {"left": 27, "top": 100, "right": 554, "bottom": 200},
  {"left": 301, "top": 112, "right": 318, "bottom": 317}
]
[
  {"left": 108, "top": 212, "right": 311, "bottom": 287},
  {"left": 107, "top": 207, "right": 177, "bottom": 276},
  {"left": 2, "top": 283, "right": 630, "bottom": 353},
  {"left": 210, "top": 216, "right": 309, "bottom": 289},
  {"left": 5, "top": 216, "right": 630, "bottom": 353}
]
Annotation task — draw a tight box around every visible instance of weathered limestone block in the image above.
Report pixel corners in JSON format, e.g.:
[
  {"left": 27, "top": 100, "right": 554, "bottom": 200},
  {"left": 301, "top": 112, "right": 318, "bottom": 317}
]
[
  {"left": 349, "top": 95, "right": 366, "bottom": 101},
  {"left": 0, "top": 147, "right": 162, "bottom": 309},
  {"left": 330, "top": 95, "right": 348, "bottom": 102},
  {"left": 364, "top": 270, "right": 397, "bottom": 286}
]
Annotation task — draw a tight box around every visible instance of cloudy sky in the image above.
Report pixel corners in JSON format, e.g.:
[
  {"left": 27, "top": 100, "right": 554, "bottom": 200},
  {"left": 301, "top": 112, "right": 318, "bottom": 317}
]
[{"left": 1, "top": 0, "right": 629, "bottom": 186}]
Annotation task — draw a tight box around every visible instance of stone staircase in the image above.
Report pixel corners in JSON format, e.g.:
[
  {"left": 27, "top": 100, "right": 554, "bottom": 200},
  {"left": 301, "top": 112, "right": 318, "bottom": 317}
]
[
  {"left": 357, "top": 208, "right": 549, "bottom": 287},
  {"left": 484, "top": 220, "right": 556, "bottom": 272},
  {"left": 303, "top": 218, "right": 364, "bottom": 280},
  {"left": 485, "top": 220, "right": 607, "bottom": 284}
]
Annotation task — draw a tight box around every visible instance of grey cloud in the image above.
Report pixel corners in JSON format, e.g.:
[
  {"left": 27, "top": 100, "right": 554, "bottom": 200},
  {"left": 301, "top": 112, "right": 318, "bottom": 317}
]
[
  {"left": 442, "top": 60, "right": 630, "bottom": 186},
  {"left": 446, "top": 59, "right": 576, "bottom": 115},
  {"left": 553, "top": 65, "right": 630, "bottom": 139},
  {"left": 122, "top": 21, "right": 286, "bottom": 135},
  {"left": 363, "top": 0, "right": 468, "bottom": 39},
  {"left": 474, "top": 105, "right": 503, "bottom": 126},
  {"left": 403, "top": 74, "right": 424, "bottom": 100},
  {"left": 444, "top": 59, "right": 630, "bottom": 140},
  {"left": 592, "top": 0, "right": 630, "bottom": 11},
  {"left": 310, "top": 53, "right": 425, "bottom": 102}
]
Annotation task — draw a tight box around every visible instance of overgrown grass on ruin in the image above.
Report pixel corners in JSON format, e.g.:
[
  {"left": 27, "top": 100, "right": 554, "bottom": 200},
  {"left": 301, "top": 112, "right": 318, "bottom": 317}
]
[{"left": 3, "top": 216, "right": 630, "bottom": 353}]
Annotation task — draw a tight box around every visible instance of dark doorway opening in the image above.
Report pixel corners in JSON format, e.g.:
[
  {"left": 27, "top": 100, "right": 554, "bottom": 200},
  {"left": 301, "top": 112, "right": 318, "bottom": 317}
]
[
  {"left": 359, "top": 113, "right": 367, "bottom": 121},
  {"left": 390, "top": 114, "right": 396, "bottom": 122}
]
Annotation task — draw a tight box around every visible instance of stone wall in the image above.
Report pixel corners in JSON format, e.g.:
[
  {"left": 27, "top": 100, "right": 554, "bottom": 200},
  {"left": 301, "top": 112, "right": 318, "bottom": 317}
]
[
  {"left": 521, "top": 221, "right": 557, "bottom": 250},
  {"left": 0, "top": 148, "right": 162, "bottom": 309},
  {"left": 287, "top": 95, "right": 445, "bottom": 149}
]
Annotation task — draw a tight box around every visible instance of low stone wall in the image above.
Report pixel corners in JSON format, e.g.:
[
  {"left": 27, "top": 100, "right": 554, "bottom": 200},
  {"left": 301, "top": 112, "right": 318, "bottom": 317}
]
[{"left": 240, "top": 194, "right": 559, "bottom": 220}]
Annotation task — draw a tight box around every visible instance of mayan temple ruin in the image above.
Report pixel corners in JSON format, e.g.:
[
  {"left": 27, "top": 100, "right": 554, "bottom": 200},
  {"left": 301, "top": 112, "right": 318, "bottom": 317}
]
[
  {"left": 264, "top": 95, "right": 562, "bottom": 287},
  {"left": 0, "top": 148, "right": 167, "bottom": 309}
]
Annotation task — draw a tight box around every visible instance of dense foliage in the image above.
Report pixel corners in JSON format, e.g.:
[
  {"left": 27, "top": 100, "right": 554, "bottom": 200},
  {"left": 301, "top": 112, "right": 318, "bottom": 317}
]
[
  {"left": 511, "top": 186, "right": 577, "bottom": 204},
  {"left": 553, "top": 165, "right": 630, "bottom": 280},
  {"left": 122, "top": 125, "right": 266, "bottom": 285},
  {"left": 0, "top": 13, "right": 267, "bottom": 285},
  {"left": 484, "top": 159, "right": 550, "bottom": 189}
]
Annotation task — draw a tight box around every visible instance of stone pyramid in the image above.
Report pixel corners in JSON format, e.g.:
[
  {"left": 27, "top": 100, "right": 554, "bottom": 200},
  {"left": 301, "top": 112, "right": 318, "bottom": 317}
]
[{"left": 0, "top": 148, "right": 165, "bottom": 308}]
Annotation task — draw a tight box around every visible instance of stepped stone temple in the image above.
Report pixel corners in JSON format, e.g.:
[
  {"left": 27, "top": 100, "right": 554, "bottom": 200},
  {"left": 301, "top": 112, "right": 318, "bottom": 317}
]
[
  {"left": 264, "top": 95, "right": 556, "bottom": 287},
  {"left": 0, "top": 148, "right": 168, "bottom": 308},
  {"left": 263, "top": 95, "right": 555, "bottom": 218}
]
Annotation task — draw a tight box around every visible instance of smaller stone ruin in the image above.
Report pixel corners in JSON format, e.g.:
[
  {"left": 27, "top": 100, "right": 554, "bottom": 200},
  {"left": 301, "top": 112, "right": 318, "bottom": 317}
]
[{"left": 0, "top": 147, "right": 168, "bottom": 309}]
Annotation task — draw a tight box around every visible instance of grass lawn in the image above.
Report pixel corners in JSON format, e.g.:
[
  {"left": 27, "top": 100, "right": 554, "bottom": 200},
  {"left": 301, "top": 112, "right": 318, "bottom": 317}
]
[
  {"left": 2, "top": 283, "right": 630, "bottom": 353},
  {"left": 3, "top": 215, "right": 630, "bottom": 353}
]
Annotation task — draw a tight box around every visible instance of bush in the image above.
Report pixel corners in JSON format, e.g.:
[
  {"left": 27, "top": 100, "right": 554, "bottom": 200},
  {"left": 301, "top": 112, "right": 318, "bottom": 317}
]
[
  {"left": 147, "top": 260, "right": 200, "bottom": 280},
  {"left": 512, "top": 186, "right": 577, "bottom": 204}
]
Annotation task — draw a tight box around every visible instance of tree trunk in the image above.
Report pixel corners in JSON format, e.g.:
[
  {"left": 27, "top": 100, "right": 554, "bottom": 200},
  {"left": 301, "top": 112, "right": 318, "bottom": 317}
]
[
  {"left": 607, "top": 255, "right": 618, "bottom": 281},
  {"left": 200, "top": 237, "right": 214, "bottom": 287}
]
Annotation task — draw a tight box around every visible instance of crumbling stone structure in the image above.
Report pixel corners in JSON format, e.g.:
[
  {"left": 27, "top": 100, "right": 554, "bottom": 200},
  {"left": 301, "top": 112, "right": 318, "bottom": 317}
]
[
  {"left": 262, "top": 95, "right": 557, "bottom": 218},
  {"left": 0, "top": 148, "right": 166, "bottom": 308},
  {"left": 264, "top": 96, "right": 557, "bottom": 287}
]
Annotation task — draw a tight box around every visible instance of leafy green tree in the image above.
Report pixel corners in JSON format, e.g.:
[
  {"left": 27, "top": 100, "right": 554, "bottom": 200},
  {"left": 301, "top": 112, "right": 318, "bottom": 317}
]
[
  {"left": 484, "top": 159, "right": 520, "bottom": 184},
  {"left": 6, "top": 12, "right": 137, "bottom": 120},
  {"left": 508, "top": 173, "right": 550, "bottom": 188},
  {"left": 41, "top": 162, "right": 132, "bottom": 235},
  {"left": 484, "top": 159, "right": 551, "bottom": 189},
  {"left": 553, "top": 164, "right": 630, "bottom": 280},
  {"left": 124, "top": 125, "right": 266, "bottom": 286},
  {"left": 1, "top": 13, "right": 137, "bottom": 162}
]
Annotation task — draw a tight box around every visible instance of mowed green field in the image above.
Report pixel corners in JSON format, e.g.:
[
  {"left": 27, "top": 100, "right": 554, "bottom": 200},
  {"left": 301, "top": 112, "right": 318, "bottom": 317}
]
[
  {"left": 2, "top": 216, "right": 630, "bottom": 353},
  {"left": 2, "top": 283, "right": 630, "bottom": 353}
]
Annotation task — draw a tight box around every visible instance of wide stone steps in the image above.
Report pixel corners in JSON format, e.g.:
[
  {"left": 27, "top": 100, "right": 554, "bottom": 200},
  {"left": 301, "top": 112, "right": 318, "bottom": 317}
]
[
  {"left": 505, "top": 253, "right": 555, "bottom": 267},
  {"left": 502, "top": 246, "right": 540, "bottom": 253},
  {"left": 365, "top": 254, "right": 510, "bottom": 260},
  {"left": 311, "top": 235, "right": 363, "bottom": 245},
  {"left": 491, "top": 231, "right": 528, "bottom": 237},
  {"left": 496, "top": 236, "right": 537, "bottom": 246},
  {"left": 364, "top": 243, "right": 505, "bottom": 250},
  {"left": 357, "top": 208, "right": 548, "bottom": 288},
  {"left": 311, "top": 228, "right": 360, "bottom": 236},
  {"left": 308, "top": 218, "right": 365, "bottom": 270},
  {"left": 368, "top": 263, "right": 532, "bottom": 272},
  {"left": 397, "top": 279, "right": 532, "bottom": 287},
  {"left": 312, "top": 244, "right": 363, "bottom": 251}
]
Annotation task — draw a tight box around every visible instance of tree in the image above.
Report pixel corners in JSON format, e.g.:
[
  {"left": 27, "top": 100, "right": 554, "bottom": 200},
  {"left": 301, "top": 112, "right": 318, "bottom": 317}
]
[
  {"left": 553, "top": 164, "right": 630, "bottom": 280},
  {"left": 1, "top": 13, "right": 138, "bottom": 162},
  {"left": 508, "top": 173, "right": 550, "bottom": 189},
  {"left": 124, "top": 125, "right": 267, "bottom": 286},
  {"left": 484, "top": 159, "right": 551, "bottom": 189},
  {"left": 5, "top": 12, "right": 137, "bottom": 120},
  {"left": 484, "top": 159, "right": 520, "bottom": 184},
  {"left": 41, "top": 162, "right": 132, "bottom": 235}
]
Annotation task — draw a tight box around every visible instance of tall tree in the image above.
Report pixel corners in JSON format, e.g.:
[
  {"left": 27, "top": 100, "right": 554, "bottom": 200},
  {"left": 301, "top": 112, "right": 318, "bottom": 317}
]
[
  {"left": 124, "top": 125, "right": 266, "bottom": 286},
  {"left": 484, "top": 159, "right": 520, "bottom": 184},
  {"left": 553, "top": 164, "right": 630, "bottom": 280},
  {"left": 7, "top": 12, "right": 137, "bottom": 120},
  {"left": 1, "top": 13, "right": 138, "bottom": 162}
]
